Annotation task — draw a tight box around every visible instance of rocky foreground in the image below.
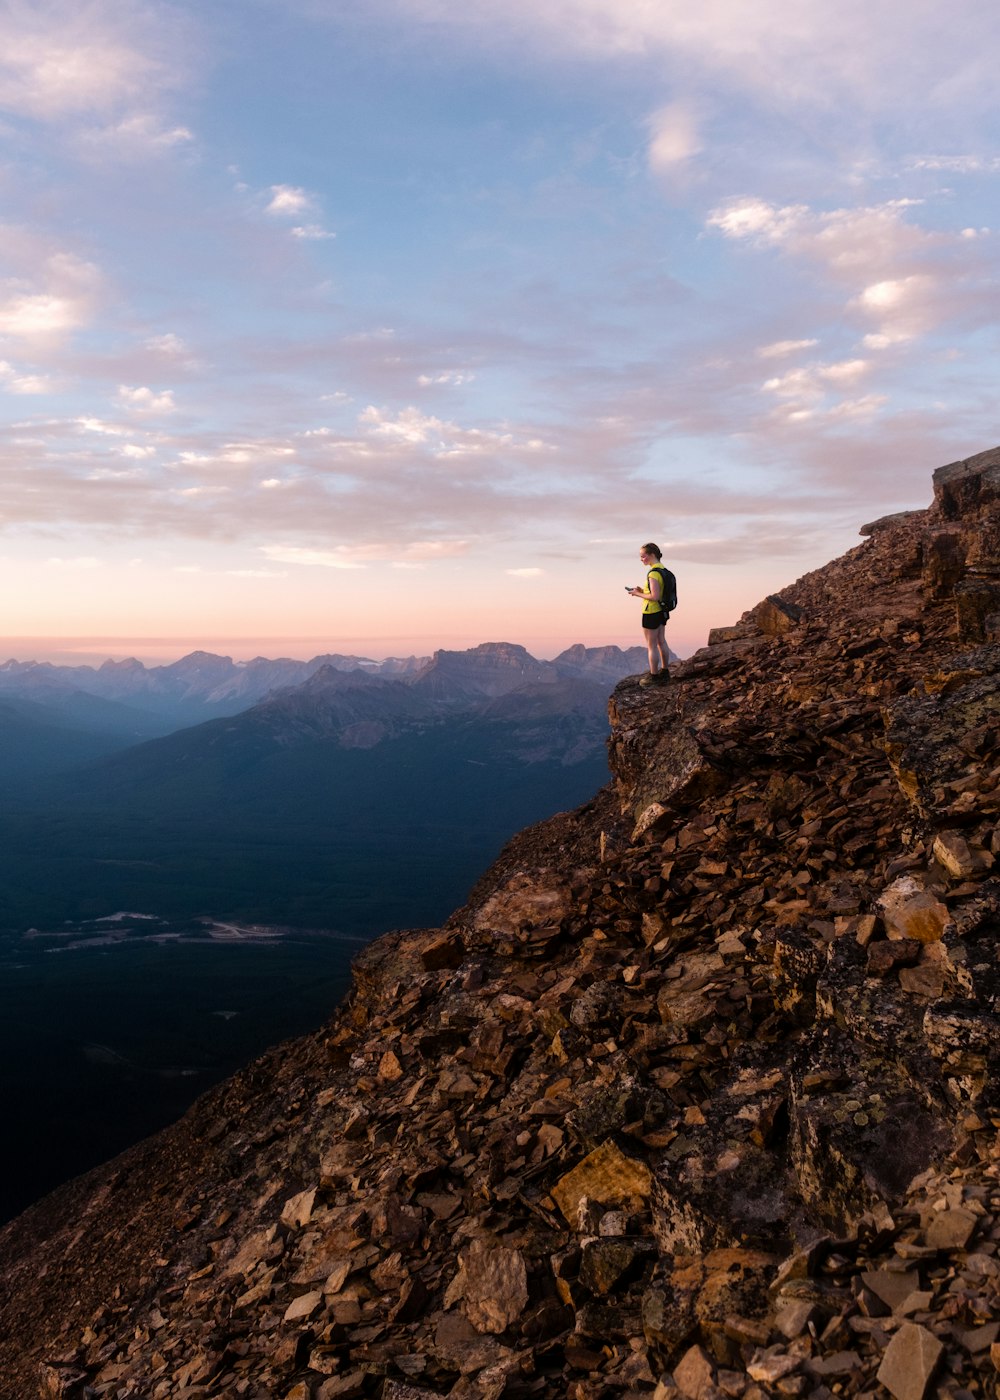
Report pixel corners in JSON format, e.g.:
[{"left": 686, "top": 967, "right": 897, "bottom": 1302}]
[{"left": 2, "top": 448, "right": 1000, "bottom": 1400}]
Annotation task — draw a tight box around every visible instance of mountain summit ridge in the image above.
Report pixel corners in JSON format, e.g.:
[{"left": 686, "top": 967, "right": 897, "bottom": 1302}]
[
  {"left": 0, "top": 643, "right": 651, "bottom": 726},
  {"left": 2, "top": 447, "right": 1000, "bottom": 1398}
]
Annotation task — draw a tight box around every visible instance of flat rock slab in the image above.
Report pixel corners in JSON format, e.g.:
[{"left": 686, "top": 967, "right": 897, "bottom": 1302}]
[
  {"left": 877, "top": 1322, "right": 943, "bottom": 1400},
  {"left": 924, "top": 1206, "right": 978, "bottom": 1250},
  {"left": 444, "top": 1239, "right": 528, "bottom": 1334},
  {"left": 861, "top": 1268, "right": 921, "bottom": 1311},
  {"left": 551, "top": 1141, "right": 652, "bottom": 1224}
]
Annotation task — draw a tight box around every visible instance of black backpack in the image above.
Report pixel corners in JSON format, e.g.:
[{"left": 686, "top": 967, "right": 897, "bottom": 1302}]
[{"left": 650, "top": 565, "right": 677, "bottom": 617}]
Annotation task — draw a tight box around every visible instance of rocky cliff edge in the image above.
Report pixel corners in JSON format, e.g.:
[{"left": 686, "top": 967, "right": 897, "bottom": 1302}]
[{"left": 2, "top": 447, "right": 1000, "bottom": 1400}]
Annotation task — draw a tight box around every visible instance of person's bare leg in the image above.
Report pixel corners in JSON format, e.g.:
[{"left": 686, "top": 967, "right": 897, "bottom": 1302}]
[
  {"left": 656, "top": 626, "right": 669, "bottom": 672},
  {"left": 645, "top": 631, "right": 659, "bottom": 675},
  {"left": 644, "top": 623, "right": 668, "bottom": 682}
]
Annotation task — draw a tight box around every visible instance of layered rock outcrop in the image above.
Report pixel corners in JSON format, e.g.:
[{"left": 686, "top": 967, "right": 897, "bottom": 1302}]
[{"left": 2, "top": 447, "right": 1000, "bottom": 1400}]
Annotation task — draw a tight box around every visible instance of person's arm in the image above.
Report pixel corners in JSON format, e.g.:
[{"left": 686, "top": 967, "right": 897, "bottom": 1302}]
[{"left": 629, "top": 571, "right": 663, "bottom": 601}]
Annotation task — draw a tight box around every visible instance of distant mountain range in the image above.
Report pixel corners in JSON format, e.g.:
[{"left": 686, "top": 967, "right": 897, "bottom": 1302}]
[
  {"left": 0, "top": 640, "right": 651, "bottom": 784},
  {"left": 0, "top": 641, "right": 651, "bottom": 932},
  {"left": 0, "top": 640, "right": 651, "bottom": 726},
  {"left": 0, "top": 648, "right": 423, "bottom": 728}
]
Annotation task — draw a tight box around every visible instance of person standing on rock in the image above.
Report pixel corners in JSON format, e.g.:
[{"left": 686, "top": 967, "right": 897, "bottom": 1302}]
[{"left": 628, "top": 543, "right": 671, "bottom": 686}]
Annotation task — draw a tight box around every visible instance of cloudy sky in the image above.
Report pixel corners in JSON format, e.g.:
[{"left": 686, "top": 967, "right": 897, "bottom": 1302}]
[{"left": 1, "top": 0, "right": 997, "bottom": 664}]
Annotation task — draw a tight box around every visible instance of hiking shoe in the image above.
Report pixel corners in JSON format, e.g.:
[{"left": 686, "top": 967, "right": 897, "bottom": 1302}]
[{"left": 639, "top": 670, "right": 669, "bottom": 687}]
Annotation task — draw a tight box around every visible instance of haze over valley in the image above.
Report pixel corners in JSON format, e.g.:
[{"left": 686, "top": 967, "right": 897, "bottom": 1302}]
[{"left": 0, "top": 639, "right": 645, "bottom": 1220}]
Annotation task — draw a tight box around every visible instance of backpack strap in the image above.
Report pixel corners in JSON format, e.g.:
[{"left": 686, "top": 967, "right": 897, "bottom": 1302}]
[{"left": 651, "top": 565, "right": 675, "bottom": 617}]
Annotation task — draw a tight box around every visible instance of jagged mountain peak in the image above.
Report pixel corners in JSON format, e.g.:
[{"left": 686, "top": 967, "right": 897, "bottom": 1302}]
[
  {"left": 553, "top": 641, "right": 651, "bottom": 681},
  {"left": 161, "top": 650, "right": 236, "bottom": 675},
  {"left": 413, "top": 642, "right": 555, "bottom": 701},
  {"left": 553, "top": 641, "right": 601, "bottom": 663},
  {"left": 1, "top": 657, "right": 61, "bottom": 673},
  {"left": 423, "top": 640, "right": 544, "bottom": 671},
  {"left": 97, "top": 656, "right": 145, "bottom": 672}
]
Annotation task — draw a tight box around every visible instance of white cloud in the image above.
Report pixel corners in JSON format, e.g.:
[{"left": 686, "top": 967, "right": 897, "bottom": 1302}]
[
  {"left": 818, "top": 358, "right": 868, "bottom": 383},
  {"left": 859, "top": 279, "right": 912, "bottom": 310},
  {"left": 79, "top": 113, "right": 194, "bottom": 157},
  {"left": 377, "top": 0, "right": 999, "bottom": 117},
  {"left": 0, "top": 361, "right": 52, "bottom": 393},
  {"left": 761, "top": 357, "right": 876, "bottom": 422},
  {"left": 145, "top": 333, "right": 187, "bottom": 355},
  {"left": 707, "top": 198, "right": 928, "bottom": 276},
  {"left": 261, "top": 539, "right": 468, "bottom": 569},
  {"left": 120, "top": 443, "right": 156, "bottom": 459},
  {"left": 0, "top": 251, "right": 100, "bottom": 343},
  {"left": 779, "top": 392, "right": 886, "bottom": 424},
  {"left": 823, "top": 394, "right": 886, "bottom": 420},
  {"left": 0, "top": 2, "right": 186, "bottom": 121},
  {"left": 361, "top": 405, "right": 446, "bottom": 445},
  {"left": 0, "top": 293, "right": 75, "bottom": 337},
  {"left": 707, "top": 198, "right": 808, "bottom": 243},
  {"left": 756, "top": 339, "right": 819, "bottom": 359},
  {"left": 266, "top": 185, "right": 313, "bottom": 217},
  {"left": 647, "top": 101, "right": 701, "bottom": 174},
  {"left": 117, "top": 385, "right": 176, "bottom": 414},
  {"left": 258, "top": 185, "right": 334, "bottom": 237},
  {"left": 261, "top": 544, "right": 365, "bottom": 569},
  {"left": 77, "top": 416, "right": 127, "bottom": 436},
  {"left": 709, "top": 197, "right": 989, "bottom": 351},
  {"left": 854, "top": 274, "right": 937, "bottom": 346},
  {"left": 417, "top": 370, "right": 475, "bottom": 386},
  {"left": 359, "top": 404, "right": 545, "bottom": 459},
  {"left": 292, "top": 223, "right": 335, "bottom": 240},
  {"left": 507, "top": 566, "right": 544, "bottom": 577},
  {"left": 761, "top": 358, "right": 862, "bottom": 397},
  {"left": 907, "top": 155, "right": 1000, "bottom": 174}
]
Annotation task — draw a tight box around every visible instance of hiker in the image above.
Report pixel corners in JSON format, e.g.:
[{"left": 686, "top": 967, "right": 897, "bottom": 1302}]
[{"left": 628, "top": 542, "right": 671, "bottom": 687}]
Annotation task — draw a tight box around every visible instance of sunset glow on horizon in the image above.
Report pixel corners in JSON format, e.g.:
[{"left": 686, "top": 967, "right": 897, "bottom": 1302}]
[{"left": 1, "top": 1, "right": 997, "bottom": 663}]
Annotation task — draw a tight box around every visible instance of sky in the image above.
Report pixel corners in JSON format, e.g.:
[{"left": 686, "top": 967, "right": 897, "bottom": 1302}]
[{"left": 1, "top": 0, "right": 998, "bottom": 665}]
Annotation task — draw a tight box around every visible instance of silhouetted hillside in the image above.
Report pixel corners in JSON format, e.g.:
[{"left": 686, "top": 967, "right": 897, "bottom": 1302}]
[{"left": 0, "top": 641, "right": 645, "bottom": 932}]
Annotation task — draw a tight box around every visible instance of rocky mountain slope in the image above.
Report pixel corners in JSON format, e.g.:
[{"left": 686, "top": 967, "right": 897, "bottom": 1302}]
[
  {"left": 0, "top": 693, "right": 165, "bottom": 780},
  {"left": 2, "top": 448, "right": 1000, "bottom": 1400}
]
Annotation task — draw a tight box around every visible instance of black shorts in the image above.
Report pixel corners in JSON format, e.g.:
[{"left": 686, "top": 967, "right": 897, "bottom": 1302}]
[{"left": 642, "top": 610, "right": 666, "bottom": 631}]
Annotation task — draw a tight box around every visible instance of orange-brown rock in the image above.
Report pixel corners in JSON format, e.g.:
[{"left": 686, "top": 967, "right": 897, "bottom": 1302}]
[{"left": 4, "top": 446, "right": 1000, "bottom": 1399}]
